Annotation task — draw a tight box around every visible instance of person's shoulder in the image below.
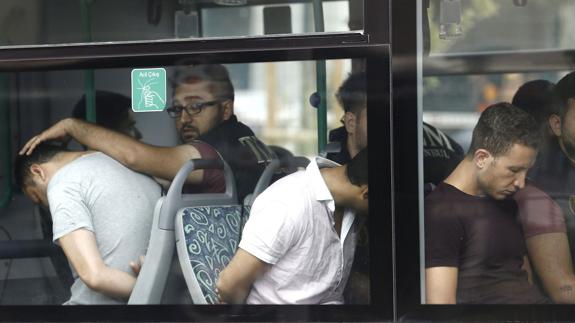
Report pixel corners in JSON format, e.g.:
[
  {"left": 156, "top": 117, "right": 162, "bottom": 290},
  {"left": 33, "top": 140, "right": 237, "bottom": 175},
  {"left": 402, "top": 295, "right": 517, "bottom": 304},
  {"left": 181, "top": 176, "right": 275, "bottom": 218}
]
[
  {"left": 425, "top": 183, "right": 461, "bottom": 215},
  {"left": 425, "top": 182, "right": 452, "bottom": 200},
  {"left": 252, "top": 171, "right": 308, "bottom": 211},
  {"left": 227, "top": 116, "right": 256, "bottom": 136}
]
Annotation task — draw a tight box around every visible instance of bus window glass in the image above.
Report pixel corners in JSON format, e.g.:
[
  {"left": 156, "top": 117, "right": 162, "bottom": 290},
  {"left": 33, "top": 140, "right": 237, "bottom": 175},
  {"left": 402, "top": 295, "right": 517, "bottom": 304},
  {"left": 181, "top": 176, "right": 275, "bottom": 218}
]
[
  {"left": 427, "top": 0, "right": 575, "bottom": 54},
  {"left": 421, "top": 0, "right": 575, "bottom": 306},
  {"left": 1, "top": 58, "right": 374, "bottom": 306}
]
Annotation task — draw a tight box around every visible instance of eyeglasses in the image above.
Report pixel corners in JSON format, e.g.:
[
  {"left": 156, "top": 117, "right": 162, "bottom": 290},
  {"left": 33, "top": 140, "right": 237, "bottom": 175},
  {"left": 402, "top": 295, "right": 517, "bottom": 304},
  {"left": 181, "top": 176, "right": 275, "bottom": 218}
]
[{"left": 166, "top": 100, "right": 222, "bottom": 118}]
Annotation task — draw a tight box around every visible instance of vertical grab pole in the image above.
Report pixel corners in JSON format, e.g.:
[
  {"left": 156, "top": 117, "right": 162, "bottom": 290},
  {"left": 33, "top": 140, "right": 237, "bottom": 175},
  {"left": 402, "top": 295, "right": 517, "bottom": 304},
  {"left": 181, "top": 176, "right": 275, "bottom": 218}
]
[
  {"left": 81, "top": 0, "right": 96, "bottom": 123},
  {"left": 0, "top": 73, "right": 12, "bottom": 210},
  {"left": 313, "top": 0, "right": 327, "bottom": 153}
]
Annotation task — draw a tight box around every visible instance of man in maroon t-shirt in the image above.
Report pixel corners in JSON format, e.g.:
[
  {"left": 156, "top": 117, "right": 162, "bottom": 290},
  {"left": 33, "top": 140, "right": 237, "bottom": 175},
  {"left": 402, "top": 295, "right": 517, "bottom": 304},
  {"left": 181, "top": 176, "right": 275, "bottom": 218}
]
[
  {"left": 19, "top": 64, "right": 272, "bottom": 201},
  {"left": 425, "top": 102, "right": 548, "bottom": 304}
]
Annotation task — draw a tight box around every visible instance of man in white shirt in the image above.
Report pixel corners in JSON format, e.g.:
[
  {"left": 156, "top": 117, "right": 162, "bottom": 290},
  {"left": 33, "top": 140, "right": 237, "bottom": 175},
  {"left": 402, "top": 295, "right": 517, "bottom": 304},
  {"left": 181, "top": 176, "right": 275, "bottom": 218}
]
[{"left": 216, "top": 148, "right": 369, "bottom": 304}]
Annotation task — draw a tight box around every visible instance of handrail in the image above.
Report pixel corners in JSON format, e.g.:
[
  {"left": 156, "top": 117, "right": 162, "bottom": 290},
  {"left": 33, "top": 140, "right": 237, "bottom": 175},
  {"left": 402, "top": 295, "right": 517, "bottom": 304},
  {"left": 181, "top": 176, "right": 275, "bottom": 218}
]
[
  {"left": 0, "top": 240, "right": 64, "bottom": 259},
  {"left": 0, "top": 73, "right": 12, "bottom": 209},
  {"left": 81, "top": 0, "right": 96, "bottom": 123},
  {"left": 313, "top": 0, "right": 328, "bottom": 153}
]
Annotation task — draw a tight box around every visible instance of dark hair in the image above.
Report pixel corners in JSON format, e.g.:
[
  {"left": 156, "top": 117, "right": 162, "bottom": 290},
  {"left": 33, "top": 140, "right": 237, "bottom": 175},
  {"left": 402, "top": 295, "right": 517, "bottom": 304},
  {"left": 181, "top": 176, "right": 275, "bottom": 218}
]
[
  {"left": 512, "top": 79, "right": 558, "bottom": 128},
  {"left": 172, "top": 64, "right": 234, "bottom": 102},
  {"left": 72, "top": 91, "right": 131, "bottom": 130},
  {"left": 14, "top": 143, "right": 68, "bottom": 189},
  {"left": 467, "top": 102, "right": 541, "bottom": 157},
  {"left": 554, "top": 71, "right": 575, "bottom": 118},
  {"left": 336, "top": 72, "right": 366, "bottom": 115},
  {"left": 346, "top": 148, "right": 368, "bottom": 186}
]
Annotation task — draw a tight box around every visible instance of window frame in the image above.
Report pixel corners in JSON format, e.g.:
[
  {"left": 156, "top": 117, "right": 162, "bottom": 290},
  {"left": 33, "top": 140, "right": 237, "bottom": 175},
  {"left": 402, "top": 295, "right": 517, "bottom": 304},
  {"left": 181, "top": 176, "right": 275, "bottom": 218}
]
[{"left": 0, "top": 0, "right": 393, "bottom": 319}]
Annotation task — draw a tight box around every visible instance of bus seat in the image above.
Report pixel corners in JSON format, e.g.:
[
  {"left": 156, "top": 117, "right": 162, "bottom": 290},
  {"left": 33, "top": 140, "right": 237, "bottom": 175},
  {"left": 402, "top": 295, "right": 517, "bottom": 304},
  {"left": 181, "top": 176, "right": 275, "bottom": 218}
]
[
  {"left": 242, "top": 154, "right": 309, "bottom": 228},
  {"left": 242, "top": 158, "right": 280, "bottom": 208},
  {"left": 320, "top": 141, "right": 341, "bottom": 158},
  {"left": 173, "top": 159, "right": 240, "bottom": 304},
  {"left": 128, "top": 158, "right": 230, "bottom": 305}
]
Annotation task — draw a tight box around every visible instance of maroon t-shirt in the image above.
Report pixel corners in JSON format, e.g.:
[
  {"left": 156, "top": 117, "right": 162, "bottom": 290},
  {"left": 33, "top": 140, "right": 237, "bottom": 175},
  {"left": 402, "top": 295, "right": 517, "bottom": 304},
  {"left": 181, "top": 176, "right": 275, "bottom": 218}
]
[
  {"left": 425, "top": 183, "right": 548, "bottom": 304},
  {"left": 514, "top": 183, "right": 566, "bottom": 239},
  {"left": 183, "top": 140, "right": 225, "bottom": 194}
]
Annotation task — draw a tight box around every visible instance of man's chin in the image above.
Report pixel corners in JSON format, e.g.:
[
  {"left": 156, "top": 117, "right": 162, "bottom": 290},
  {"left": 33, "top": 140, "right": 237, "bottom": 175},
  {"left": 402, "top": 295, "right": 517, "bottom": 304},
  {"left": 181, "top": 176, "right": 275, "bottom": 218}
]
[
  {"left": 493, "top": 191, "right": 515, "bottom": 200},
  {"left": 180, "top": 133, "right": 198, "bottom": 143}
]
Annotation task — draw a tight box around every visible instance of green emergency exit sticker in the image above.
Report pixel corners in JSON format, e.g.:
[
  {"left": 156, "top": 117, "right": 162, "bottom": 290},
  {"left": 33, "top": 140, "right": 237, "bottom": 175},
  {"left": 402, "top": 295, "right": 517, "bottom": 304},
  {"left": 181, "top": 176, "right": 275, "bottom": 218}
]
[{"left": 131, "top": 68, "right": 167, "bottom": 112}]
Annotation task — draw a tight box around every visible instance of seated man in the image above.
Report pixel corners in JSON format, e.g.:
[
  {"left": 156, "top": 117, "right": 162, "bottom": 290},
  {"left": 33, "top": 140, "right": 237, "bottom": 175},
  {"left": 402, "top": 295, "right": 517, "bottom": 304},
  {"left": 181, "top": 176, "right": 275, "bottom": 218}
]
[
  {"left": 14, "top": 143, "right": 161, "bottom": 304},
  {"left": 19, "top": 64, "right": 272, "bottom": 201},
  {"left": 511, "top": 79, "right": 575, "bottom": 303},
  {"left": 425, "top": 102, "right": 548, "bottom": 304},
  {"left": 217, "top": 148, "right": 368, "bottom": 304}
]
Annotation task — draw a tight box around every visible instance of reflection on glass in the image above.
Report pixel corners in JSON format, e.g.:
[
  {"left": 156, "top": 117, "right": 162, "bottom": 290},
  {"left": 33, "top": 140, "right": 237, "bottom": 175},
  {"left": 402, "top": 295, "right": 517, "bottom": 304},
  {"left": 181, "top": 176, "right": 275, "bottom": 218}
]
[
  {"left": 0, "top": 0, "right": 360, "bottom": 47},
  {"left": 427, "top": 0, "right": 575, "bottom": 54}
]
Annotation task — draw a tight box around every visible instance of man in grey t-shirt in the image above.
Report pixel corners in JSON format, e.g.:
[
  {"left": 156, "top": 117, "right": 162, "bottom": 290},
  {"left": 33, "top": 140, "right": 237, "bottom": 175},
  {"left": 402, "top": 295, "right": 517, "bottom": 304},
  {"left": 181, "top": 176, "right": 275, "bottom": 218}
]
[{"left": 14, "top": 143, "right": 161, "bottom": 304}]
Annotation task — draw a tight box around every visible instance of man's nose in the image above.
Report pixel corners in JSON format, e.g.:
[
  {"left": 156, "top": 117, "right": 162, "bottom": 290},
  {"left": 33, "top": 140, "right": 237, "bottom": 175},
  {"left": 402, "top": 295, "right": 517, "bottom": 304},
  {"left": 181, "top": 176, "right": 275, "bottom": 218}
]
[
  {"left": 179, "top": 110, "right": 192, "bottom": 123},
  {"left": 514, "top": 172, "right": 527, "bottom": 190}
]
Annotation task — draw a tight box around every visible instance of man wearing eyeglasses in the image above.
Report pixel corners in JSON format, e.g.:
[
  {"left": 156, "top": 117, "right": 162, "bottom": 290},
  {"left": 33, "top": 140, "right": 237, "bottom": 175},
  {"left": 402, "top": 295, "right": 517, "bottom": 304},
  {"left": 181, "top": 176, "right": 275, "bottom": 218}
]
[{"left": 20, "top": 64, "right": 272, "bottom": 202}]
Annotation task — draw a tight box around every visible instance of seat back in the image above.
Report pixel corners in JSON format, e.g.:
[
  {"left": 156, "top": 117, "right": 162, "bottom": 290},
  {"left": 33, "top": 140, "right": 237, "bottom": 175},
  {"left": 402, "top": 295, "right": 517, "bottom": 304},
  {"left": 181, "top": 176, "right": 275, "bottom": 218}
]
[
  {"left": 242, "top": 154, "right": 310, "bottom": 229},
  {"left": 128, "top": 159, "right": 231, "bottom": 304},
  {"left": 173, "top": 159, "right": 241, "bottom": 304}
]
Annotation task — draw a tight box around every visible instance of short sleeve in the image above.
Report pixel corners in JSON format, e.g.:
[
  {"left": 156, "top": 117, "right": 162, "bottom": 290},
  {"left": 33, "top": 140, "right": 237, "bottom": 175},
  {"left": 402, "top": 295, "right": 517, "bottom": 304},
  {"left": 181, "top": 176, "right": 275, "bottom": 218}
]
[
  {"left": 187, "top": 140, "right": 225, "bottom": 194},
  {"left": 238, "top": 195, "right": 300, "bottom": 265},
  {"left": 514, "top": 184, "right": 566, "bottom": 239},
  {"left": 48, "top": 180, "right": 93, "bottom": 242},
  {"left": 425, "top": 194, "right": 464, "bottom": 268}
]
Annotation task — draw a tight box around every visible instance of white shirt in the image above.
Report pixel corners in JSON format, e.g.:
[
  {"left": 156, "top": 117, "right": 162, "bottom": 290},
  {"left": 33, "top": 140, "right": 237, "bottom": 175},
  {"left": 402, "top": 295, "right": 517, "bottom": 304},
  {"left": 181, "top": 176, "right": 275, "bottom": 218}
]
[{"left": 239, "top": 157, "right": 357, "bottom": 304}]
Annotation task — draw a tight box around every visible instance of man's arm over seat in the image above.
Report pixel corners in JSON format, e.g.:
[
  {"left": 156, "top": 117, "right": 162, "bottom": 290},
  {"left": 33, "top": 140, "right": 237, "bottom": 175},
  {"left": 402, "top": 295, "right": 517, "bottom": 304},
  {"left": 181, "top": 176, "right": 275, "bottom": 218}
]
[
  {"left": 216, "top": 248, "right": 269, "bottom": 304},
  {"left": 19, "top": 118, "right": 206, "bottom": 184},
  {"left": 526, "top": 232, "right": 575, "bottom": 303},
  {"left": 59, "top": 229, "right": 136, "bottom": 300},
  {"left": 425, "top": 267, "right": 458, "bottom": 304},
  {"left": 515, "top": 184, "right": 575, "bottom": 303}
]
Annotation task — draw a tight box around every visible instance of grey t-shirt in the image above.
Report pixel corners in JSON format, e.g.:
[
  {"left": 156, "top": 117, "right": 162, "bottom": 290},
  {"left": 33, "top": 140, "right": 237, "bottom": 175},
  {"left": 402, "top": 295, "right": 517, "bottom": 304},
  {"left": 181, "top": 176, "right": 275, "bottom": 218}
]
[{"left": 47, "top": 152, "right": 161, "bottom": 305}]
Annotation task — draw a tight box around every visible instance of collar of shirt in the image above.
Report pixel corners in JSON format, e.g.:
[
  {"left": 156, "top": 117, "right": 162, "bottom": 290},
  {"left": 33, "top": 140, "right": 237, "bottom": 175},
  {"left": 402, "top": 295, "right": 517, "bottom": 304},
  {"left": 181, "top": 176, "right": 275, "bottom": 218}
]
[
  {"left": 307, "top": 157, "right": 357, "bottom": 247},
  {"left": 306, "top": 156, "right": 340, "bottom": 212}
]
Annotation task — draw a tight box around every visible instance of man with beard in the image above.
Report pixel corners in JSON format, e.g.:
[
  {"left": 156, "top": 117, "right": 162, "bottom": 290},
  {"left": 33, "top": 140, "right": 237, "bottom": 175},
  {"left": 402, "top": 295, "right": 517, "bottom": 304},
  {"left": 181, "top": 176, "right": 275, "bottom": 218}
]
[
  {"left": 527, "top": 71, "right": 575, "bottom": 272},
  {"left": 425, "top": 103, "right": 548, "bottom": 304},
  {"left": 20, "top": 64, "right": 272, "bottom": 202}
]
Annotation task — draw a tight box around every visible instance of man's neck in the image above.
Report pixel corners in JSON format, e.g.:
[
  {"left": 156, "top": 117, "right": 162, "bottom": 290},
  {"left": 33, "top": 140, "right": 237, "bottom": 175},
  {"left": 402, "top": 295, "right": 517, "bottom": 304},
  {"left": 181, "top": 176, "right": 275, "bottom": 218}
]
[
  {"left": 346, "top": 137, "right": 359, "bottom": 159},
  {"left": 557, "top": 138, "right": 575, "bottom": 166},
  {"left": 320, "top": 166, "right": 355, "bottom": 212},
  {"left": 44, "top": 151, "right": 91, "bottom": 183},
  {"left": 444, "top": 158, "right": 483, "bottom": 196}
]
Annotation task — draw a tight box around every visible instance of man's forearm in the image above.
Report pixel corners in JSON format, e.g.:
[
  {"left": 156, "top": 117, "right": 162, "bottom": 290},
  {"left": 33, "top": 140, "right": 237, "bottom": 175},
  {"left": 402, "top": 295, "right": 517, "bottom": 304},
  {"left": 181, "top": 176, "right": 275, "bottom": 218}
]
[
  {"left": 216, "top": 269, "right": 252, "bottom": 304},
  {"left": 87, "top": 266, "right": 137, "bottom": 300},
  {"left": 64, "top": 118, "right": 141, "bottom": 168}
]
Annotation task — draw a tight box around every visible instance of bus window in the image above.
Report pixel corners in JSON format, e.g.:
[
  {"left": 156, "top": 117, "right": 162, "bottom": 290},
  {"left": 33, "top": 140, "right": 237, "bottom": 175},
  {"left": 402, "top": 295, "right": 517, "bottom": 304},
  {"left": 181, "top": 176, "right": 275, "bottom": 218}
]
[
  {"left": 1, "top": 57, "right": 373, "bottom": 305},
  {"left": 421, "top": 0, "right": 575, "bottom": 306}
]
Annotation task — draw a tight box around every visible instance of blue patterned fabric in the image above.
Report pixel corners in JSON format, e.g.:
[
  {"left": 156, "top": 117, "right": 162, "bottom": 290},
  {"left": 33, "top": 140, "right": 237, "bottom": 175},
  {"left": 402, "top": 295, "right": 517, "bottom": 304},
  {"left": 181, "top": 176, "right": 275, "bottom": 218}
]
[
  {"left": 241, "top": 205, "right": 251, "bottom": 232},
  {"left": 181, "top": 206, "right": 242, "bottom": 304}
]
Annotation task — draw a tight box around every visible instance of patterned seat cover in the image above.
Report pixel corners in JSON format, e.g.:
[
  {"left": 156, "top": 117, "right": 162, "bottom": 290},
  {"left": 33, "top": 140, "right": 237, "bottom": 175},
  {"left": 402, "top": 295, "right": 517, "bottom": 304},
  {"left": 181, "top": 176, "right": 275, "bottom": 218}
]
[{"left": 179, "top": 205, "right": 242, "bottom": 304}]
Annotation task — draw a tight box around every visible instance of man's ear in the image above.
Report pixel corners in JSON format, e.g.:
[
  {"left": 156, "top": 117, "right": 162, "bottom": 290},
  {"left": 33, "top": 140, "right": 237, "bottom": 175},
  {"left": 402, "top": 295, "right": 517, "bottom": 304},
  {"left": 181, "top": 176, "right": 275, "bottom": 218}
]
[
  {"left": 221, "top": 99, "right": 234, "bottom": 121},
  {"left": 360, "top": 185, "right": 368, "bottom": 200},
  {"left": 549, "top": 114, "right": 562, "bottom": 137},
  {"left": 29, "top": 164, "right": 46, "bottom": 182},
  {"left": 343, "top": 111, "right": 357, "bottom": 134},
  {"left": 473, "top": 149, "right": 491, "bottom": 169}
]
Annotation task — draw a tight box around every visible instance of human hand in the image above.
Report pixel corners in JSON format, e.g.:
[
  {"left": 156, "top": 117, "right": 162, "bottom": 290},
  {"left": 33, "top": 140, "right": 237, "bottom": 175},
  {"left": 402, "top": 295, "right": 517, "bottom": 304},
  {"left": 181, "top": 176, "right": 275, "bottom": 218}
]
[
  {"left": 19, "top": 119, "right": 73, "bottom": 155},
  {"left": 130, "top": 255, "right": 145, "bottom": 275},
  {"left": 215, "top": 288, "right": 227, "bottom": 304}
]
